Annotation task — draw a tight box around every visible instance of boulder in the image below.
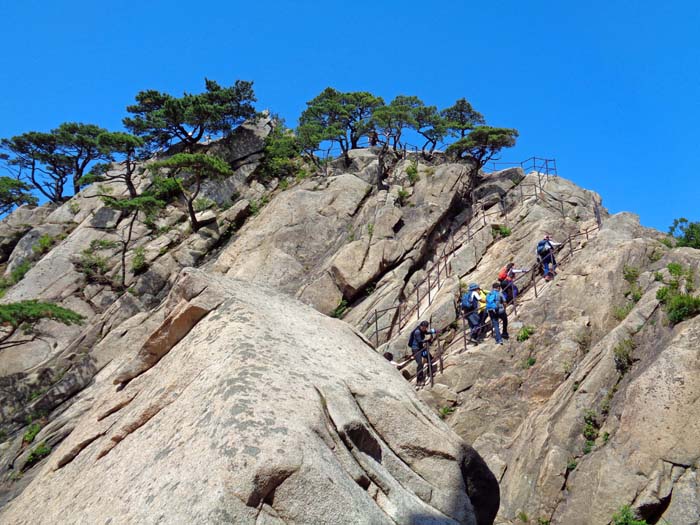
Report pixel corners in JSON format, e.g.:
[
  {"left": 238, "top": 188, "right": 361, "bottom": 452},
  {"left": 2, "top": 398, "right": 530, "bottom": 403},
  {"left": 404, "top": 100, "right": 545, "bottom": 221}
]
[{"left": 0, "top": 269, "right": 499, "bottom": 525}]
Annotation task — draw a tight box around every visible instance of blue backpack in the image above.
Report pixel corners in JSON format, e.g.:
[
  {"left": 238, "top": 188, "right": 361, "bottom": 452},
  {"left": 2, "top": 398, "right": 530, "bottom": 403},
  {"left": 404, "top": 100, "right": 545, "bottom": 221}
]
[
  {"left": 461, "top": 292, "right": 478, "bottom": 311},
  {"left": 537, "top": 240, "right": 551, "bottom": 256},
  {"left": 486, "top": 290, "right": 503, "bottom": 312}
]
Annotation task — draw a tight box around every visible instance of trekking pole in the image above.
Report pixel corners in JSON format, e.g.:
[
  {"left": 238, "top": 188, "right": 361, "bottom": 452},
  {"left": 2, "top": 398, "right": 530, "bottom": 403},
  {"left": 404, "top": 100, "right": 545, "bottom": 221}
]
[{"left": 427, "top": 347, "right": 434, "bottom": 388}]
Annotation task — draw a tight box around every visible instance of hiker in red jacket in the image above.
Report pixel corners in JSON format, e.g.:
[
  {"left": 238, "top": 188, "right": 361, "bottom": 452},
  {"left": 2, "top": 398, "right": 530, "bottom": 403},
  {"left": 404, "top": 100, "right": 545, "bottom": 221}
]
[{"left": 498, "top": 262, "right": 528, "bottom": 303}]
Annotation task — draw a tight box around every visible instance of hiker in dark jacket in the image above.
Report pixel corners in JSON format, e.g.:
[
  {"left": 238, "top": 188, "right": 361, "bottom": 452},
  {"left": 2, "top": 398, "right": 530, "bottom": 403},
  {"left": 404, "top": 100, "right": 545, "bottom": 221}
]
[
  {"left": 409, "top": 320, "right": 435, "bottom": 384},
  {"left": 536, "top": 234, "right": 562, "bottom": 281},
  {"left": 486, "top": 282, "right": 509, "bottom": 345}
]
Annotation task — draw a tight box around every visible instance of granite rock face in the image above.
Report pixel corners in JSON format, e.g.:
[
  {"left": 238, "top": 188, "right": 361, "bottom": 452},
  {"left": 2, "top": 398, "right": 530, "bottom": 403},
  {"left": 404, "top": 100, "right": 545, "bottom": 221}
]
[{"left": 0, "top": 269, "right": 498, "bottom": 525}]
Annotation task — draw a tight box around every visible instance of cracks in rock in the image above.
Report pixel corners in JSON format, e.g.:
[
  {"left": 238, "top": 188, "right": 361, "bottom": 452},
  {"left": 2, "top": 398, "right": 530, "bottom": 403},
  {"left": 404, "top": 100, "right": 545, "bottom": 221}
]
[
  {"left": 96, "top": 392, "right": 138, "bottom": 422},
  {"left": 54, "top": 428, "right": 111, "bottom": 470}
]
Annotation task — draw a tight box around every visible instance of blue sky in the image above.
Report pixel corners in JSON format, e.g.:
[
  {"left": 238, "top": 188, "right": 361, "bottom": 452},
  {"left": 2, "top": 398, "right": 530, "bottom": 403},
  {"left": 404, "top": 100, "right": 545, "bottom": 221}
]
[{"left": 1, "top": 0, "right": 697, "bottom": 230}]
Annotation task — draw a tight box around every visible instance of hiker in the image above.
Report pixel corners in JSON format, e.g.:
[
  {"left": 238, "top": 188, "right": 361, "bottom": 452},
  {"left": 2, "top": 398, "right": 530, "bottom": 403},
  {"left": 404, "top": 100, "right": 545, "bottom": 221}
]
[
  {"left": 486, "top": 282, "right": 509, "bottom": 345},
  {"left": 498, "top": 262, "right": 529, "bottom": 302},
  {"left": 409, "top": 321, "right": 436, "bottom": 384},
  {"left": 383, "top": 352, "right": 399, "bottom": 366},
  {"left": 536, "top": 234, "right": 562, "bottom": 281},
  {"left": 461, "top": 283, "right": 483, "bottom": 342},
  {"left": 477, "top": 285, "right": 488, "bottom": 337}
]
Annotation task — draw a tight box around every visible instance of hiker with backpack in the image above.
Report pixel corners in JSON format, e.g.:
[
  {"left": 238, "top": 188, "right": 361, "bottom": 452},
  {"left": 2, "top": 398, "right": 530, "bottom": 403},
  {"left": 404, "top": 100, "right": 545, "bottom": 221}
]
[
  {"left": 498, "top": 262, "right": 529, "bottom": 302},
  {"left": 409, "top": 321, "right": 436, "bottom": 384},
  {"left": 536, "top": 234, "right": 562, "bottom": 281},
  {"left": 461, "top": 283, "right": 484, "bottom": 342},
  {"left": 486, "top": 282, "right": 509, "bottom": 345}
]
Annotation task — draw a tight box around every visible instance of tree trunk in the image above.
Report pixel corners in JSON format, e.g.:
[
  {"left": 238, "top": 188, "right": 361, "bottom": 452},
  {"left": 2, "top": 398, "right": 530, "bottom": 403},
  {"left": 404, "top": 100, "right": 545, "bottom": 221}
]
[{"left": 120, "top": 212, "right": 138, "bottom": 288}]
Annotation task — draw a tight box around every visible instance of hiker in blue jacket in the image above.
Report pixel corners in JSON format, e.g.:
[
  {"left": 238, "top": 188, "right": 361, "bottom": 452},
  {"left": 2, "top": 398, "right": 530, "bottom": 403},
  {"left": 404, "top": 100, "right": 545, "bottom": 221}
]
[
  {"left": 409, "top": 321, "right": 436, "bottom": 384},
  {"left": 461, "top": 283, "right": 483, "bottom": 342},
  {"left": 536, "top": 234, "right": 562, "bottom": 281},
  {"left": 486, "top": 282, "right": 509, "bottom": 345}
]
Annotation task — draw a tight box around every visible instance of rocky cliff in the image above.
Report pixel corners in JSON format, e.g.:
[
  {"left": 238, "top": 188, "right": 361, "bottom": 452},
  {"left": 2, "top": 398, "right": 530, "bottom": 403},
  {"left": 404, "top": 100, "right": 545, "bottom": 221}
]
[{"left": 0, "top": 127, "right": 698, "bottom": 525}]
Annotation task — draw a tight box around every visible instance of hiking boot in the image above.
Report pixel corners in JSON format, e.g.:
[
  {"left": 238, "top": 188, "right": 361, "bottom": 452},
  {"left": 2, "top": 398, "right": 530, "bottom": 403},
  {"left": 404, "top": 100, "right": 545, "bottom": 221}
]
[
  {"left": 496, "top": 340, "right": 504, "bottom": 345},
  {"left": 502, "top": 333, "right": 510, "bottom": 340}
]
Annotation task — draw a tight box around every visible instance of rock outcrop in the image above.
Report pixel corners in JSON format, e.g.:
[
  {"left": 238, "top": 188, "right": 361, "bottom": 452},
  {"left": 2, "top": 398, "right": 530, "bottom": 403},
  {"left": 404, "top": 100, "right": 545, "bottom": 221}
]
[
  {"left": 0, "top": 269, "right": 498, "bottom": 525},
  {"left": 2, "top": 127, "right": 699, "bottom": 525}
]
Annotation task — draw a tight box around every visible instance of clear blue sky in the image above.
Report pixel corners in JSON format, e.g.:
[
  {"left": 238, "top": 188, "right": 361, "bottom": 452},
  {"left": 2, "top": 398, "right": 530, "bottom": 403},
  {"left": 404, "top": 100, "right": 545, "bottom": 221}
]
[{"left": 2, "top": 0, "right": 698, "bottom": 230}]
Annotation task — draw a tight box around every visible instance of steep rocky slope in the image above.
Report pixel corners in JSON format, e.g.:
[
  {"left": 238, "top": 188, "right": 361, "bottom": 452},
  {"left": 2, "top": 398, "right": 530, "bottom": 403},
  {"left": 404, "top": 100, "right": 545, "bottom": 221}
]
[
  {"left": 1, "top": 269, "right": 497, "bottom": 524},
  {"left": 0, "top": 131, "right": 698, "bottom": 524}
]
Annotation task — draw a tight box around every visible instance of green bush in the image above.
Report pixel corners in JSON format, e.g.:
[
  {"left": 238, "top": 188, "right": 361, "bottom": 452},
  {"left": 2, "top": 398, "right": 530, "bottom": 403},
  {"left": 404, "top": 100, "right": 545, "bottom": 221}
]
[
  {"left": 613, "top": 339, "right": 635, "bottom": 375},
  {"left": 653, "top": 271, "right": 663, "bottom": 282},
  {"left": 647, "top": 249, "right": 663, "bottom": 263},
  {"left": 406, "top": 161, "right": 419, "bottom": 184},
  {"left": 517, "top": 326, "right": 535, "bottom": 342},
  {"left": 331, "top": 299, "right": 348, "bottom": 319},
  {"left": 75, "top": 250, "right": 109, "bottom": 282},
  {"left": 666, "top": 293, "right": 700, "bottom": 324},
  {"left": 523, "top": 357, "right": 536, "bottom": 369},
  {"left": 90, "top": 239, "right": 120, "bottom": 251},
  {"left": 397, "top": 188, "right": 410, "bottom": 206},
  {"left": 193, "top": 196, "right": 216, "bottom": 212},
  {"left": 566, "top": 459, "right": 577, "bottom": 472},
  {"left": 611, "top": 505, "right": 647, "bottom": 525},
  {"left": 667, "top": 262, "right": 683, "bottom": 277},
  {"left": 24, "top": 441, "right": 51, "bottom": 469},
  {"left": 131, "top": 247, "right": 148, "bottom": 275},
  {"left": 629, "top": 285, "right": 643, "bottom": 303},
  {"left": 582, "top": 410, "right": 599, "bottom": 441},
  {"left": 668, "top": 217, "right": 700, "bottom": 249},
  {"left": 438, "top": 406, "right": 455, "bottom": 419},
  {"left": 623, "top": 265, "right": 640, "bottom": 284},
  {"left": 22, "top": 423, "right": 41, "bottom": 444},
  {"left": 278, "top": 178, "right": 289, "bottom": 191},
  {"left": 258, "top": 125, "right": 303, "bottom": 180},
  {"left": 32, "top": 234, "right": 55, "bottom": 255},
  {"left": 493, "top": 225, "right": 512, "bottom": 238},
  {"left": 10, "top": 261, "right": 32, "bottom": 283},
  {"left": 517, "top": 511, "right": 529, "bottom": 523},
  {"left": 660, "top": 237, "right": 674, "bottom": 248},
  {"left": 613, "top": 303, "right": 633, "bottom": 321}
]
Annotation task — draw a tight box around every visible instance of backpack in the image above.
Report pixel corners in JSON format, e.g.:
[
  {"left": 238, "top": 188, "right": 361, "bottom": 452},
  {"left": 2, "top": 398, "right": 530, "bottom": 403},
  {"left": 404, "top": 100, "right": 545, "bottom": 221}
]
[
  {"left": 461, "top": 292, "right": 478, "bottom": 311},
  {"left": 408, "top": 326, "right": 421, "bottom": 348},
  {"left": 498, "top": 267, "right": 509, "bottom": 281},
  {"left": 537, "top": 240, "right": 551, "bottom": 256},
  {"left": 486, "top": 290, "right": 503, "bottom": 312}
]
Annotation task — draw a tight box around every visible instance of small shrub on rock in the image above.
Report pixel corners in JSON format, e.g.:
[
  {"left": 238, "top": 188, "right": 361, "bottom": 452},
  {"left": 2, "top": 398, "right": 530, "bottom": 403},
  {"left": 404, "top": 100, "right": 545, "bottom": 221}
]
[
  {"left": 22, "top": 423, "right": 41, "bottom": 444},
  {"left": 611, "top": 505, "right": 647, "bottom": 525},
  {"left": 24, "top": 442, "right": 51, "bottom": 470},
  {"left": 613, "top": 339, "right": 635, "bottom": 375},
  {"left": 131, "top": 247, "right": 148, "bottom": 275},
  {"left": 517, "top": 326, "right": 535, "bottom": 341},
  {"left": 406, "top": 161, "right": 419, "bottom": 184},
  {"left": 331, "top": 299, "right": 348, "bottom": 319},
  {"left": 32, "top": 234, "right": 55, "bottom": 255}
]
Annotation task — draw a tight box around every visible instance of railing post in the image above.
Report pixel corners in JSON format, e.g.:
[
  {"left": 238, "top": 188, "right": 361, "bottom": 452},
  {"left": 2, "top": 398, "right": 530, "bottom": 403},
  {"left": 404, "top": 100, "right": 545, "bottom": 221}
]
[
  {"left": 374, "top": 309, "right": 379, "bottom": 347},
  {"left": 416, "top": 287, "right": 421, "bottom": 319},
  {"left": 436, "top": 259, "right": 441, "bottom": 289},
  {"left": 568, "top": 235, "right": 575, "bottom": 257},
  {"left": 427, "top": 273, "right": 432, "bottom": 305},
  {"left": 461, "top": 311, "right": 468, "bottom": 353},
  {"left": 534, "top": 272, "right": 539, "bottom": 298}
]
